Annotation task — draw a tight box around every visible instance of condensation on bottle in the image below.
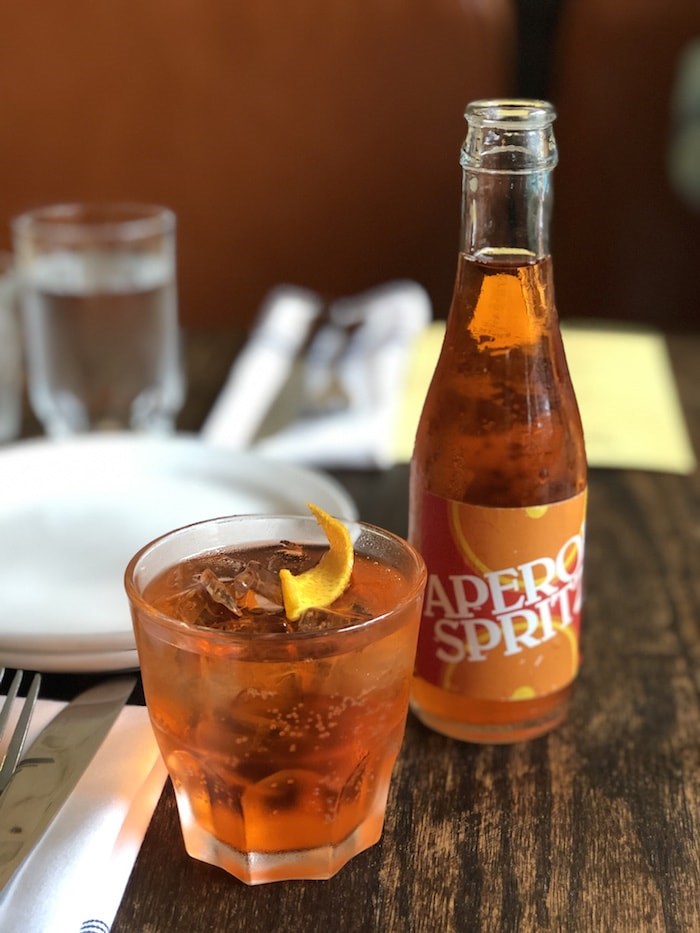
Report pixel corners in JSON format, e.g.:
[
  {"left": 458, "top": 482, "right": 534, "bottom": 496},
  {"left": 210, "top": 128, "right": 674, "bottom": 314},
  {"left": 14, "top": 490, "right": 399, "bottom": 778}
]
[{"left": 409, "top": 100, "right": 588, "bottom": 743}]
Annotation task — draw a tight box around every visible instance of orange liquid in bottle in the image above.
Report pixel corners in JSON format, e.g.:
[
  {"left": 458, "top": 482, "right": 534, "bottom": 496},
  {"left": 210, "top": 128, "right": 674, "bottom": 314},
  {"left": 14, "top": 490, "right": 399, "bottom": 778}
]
[{"left": 409, "top": 252, "right": 587, "bottom": 743}]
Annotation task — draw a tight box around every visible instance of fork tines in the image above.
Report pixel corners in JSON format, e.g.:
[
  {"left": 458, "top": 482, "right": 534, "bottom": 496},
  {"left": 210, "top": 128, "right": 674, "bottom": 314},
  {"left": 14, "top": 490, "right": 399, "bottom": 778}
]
[{"left": 0, "top": 669, "right": 42, "bottom": 793}]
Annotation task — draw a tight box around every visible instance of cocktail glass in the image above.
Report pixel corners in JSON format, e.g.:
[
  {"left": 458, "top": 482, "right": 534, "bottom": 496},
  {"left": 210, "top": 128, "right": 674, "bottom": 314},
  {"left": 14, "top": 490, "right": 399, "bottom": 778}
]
[{"left": 124, "top": 513, "right": 426, "bottom": 884}]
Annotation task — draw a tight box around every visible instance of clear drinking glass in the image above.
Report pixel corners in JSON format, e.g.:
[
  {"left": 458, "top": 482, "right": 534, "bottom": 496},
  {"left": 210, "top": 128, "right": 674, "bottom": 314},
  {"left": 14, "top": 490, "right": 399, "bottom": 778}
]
[
  {"left": 124, "top": 513, "right": 427, "bottom": 885},
  {"left": 0, "top": 253, "right": 22, "bottom": 443},
  {"left": 12, "top": 202, "right": 184, "bottom": 436}
]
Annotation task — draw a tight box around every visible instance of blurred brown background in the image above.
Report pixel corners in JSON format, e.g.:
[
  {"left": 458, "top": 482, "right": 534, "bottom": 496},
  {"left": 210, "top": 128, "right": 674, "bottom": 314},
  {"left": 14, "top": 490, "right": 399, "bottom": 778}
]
[{"left": 0, "top": 0, "right": 698, "bottom": 332}]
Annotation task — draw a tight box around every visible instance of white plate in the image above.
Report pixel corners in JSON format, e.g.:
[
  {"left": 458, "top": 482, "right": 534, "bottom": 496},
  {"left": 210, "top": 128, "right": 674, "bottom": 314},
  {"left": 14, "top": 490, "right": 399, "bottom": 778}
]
[
  {"left": 0, "top": 433, "right": 356, "bottom": 671},
  {"left": 0, "top": 648, "right": 139, "bottom": 674}
]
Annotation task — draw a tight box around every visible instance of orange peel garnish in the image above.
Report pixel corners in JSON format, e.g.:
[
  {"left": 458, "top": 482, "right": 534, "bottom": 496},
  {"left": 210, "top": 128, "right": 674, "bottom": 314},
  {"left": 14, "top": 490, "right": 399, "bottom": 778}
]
[{"left": 280, "top": 503, "right": 354, "bottom": 622}]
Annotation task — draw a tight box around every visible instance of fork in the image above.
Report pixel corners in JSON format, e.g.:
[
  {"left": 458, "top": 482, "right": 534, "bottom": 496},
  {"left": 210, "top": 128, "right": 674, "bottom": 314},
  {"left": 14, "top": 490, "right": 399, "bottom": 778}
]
[{"left": 0, "top": 669, "right": 42, "bottom": 794}]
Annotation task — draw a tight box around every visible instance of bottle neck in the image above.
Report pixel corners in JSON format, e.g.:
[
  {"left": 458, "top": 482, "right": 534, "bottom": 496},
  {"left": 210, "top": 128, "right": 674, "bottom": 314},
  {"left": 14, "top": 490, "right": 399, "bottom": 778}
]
[
  {"left": 460, "top": 168, "right": 553, "bottom": 262},
  {"left": 459, "top": 99, "right": 558, "bottom": 263}
]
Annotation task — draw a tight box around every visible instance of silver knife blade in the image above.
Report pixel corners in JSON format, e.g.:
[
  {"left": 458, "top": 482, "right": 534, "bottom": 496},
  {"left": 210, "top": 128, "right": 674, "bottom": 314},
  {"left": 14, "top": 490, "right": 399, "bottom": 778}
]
[{"left": 0, "top": 676, "right": 136, "bottom": 893}]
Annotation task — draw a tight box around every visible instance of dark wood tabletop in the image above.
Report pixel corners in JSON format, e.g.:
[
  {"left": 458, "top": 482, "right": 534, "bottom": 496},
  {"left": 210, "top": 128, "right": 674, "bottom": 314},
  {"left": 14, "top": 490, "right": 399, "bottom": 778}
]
[{"left": 27, "top": 330, "right": 700, "bottom": 932}]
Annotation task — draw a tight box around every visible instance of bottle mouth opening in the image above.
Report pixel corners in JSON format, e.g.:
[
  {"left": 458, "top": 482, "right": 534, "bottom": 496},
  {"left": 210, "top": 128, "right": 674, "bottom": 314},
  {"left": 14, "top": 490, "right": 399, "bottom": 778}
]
[
  {"left": 461, "top": 99, "right": 558, "bottom": 174},
  {"left": 465, "top": 99, "right": 556, "bottom": 130}
]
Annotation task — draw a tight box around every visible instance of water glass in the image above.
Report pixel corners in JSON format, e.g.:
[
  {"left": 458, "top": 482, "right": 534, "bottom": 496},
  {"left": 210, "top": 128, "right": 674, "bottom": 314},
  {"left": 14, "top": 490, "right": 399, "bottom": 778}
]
[
  {"left": 0, "top": 252, "right": 22, "bottom": 443},
  {"left": 0, "top": 253, "right": 22, "bottom": 443},
  {"left": 12, "top": 203, "right": 185, "bottom": 437}
]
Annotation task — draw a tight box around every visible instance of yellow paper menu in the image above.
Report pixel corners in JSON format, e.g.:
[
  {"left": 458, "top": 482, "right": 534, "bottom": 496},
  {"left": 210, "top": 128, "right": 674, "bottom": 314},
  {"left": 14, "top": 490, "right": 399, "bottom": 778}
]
[{"left": 392, "top": 320, "right": 697, "bottom": 475}]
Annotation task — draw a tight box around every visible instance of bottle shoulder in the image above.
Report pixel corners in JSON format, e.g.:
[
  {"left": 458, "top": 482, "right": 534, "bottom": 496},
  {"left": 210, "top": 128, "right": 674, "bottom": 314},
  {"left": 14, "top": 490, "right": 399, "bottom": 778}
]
[{"left": 412, "top": 356, "right": 586, "bottom": 506}]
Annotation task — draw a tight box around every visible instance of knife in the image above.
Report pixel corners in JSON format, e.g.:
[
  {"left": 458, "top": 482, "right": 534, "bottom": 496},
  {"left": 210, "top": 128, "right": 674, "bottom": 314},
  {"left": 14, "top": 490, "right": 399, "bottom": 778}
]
[{"left": 0, "top": 676, "right": 136, "bottom": 894}]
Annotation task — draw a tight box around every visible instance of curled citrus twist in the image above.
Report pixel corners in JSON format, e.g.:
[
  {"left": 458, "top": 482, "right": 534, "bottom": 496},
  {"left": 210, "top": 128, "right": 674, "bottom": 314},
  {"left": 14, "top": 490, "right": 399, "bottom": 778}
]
[{"left": 280, "top": 503, "right": 354, "bottom": 622}]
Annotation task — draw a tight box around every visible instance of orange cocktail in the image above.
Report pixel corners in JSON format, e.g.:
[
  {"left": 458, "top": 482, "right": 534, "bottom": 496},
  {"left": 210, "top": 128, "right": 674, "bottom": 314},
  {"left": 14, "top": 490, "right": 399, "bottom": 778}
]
[{"left": 124, "top": 513, "right": 426, "bottom": 884}]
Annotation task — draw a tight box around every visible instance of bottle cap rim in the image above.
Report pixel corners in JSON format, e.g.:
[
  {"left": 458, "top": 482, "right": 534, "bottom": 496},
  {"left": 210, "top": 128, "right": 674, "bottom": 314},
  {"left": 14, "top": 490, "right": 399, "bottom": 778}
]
[{"left": 465, "top": 99, "right": 556, "bottom": 130}]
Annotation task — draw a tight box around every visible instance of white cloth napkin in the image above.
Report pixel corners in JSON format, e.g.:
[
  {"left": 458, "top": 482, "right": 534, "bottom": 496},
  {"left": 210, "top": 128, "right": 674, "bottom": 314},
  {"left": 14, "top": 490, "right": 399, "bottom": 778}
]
[
  {"left": 201, "top": 280, "right": 432, "bottom": 469},
  {"left": 0, "top": 697, "right": 166, "bottom": 933}
]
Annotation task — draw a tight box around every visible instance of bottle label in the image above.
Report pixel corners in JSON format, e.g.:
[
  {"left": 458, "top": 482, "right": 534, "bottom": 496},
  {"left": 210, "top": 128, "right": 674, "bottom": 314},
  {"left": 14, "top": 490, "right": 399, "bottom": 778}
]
[{"left": 414, "top": 489, "right": 587, "bottom": 701}]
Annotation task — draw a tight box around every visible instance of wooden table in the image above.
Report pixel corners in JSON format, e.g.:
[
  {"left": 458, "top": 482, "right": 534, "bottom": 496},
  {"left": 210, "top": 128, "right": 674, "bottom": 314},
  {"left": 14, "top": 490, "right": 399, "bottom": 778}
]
[{"left": 34, "top": 332, "right": 700, "bottom": 932}]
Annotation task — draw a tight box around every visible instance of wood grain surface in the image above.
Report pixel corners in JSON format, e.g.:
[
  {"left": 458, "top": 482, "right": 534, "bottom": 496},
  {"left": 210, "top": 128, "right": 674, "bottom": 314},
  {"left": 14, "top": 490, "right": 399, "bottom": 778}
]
[{"left": 85, "top": 332, "right": 699, "bottom": 932}]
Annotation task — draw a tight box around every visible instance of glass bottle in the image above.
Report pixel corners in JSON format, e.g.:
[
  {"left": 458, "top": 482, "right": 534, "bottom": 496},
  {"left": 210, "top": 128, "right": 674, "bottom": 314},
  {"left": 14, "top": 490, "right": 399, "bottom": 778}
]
[{"left": 409, "top": 100, "right": 587, "bottom": 743}]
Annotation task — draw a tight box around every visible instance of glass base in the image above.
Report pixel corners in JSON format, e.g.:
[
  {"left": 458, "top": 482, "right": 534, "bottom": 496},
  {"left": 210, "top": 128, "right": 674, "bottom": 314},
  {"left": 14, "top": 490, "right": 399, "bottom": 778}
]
[
  {"left": 40, "top": 413, "right": 178, "bottom": 438},
  {"left": 180, "top": 815, "right": 385, "bottom": 885}
]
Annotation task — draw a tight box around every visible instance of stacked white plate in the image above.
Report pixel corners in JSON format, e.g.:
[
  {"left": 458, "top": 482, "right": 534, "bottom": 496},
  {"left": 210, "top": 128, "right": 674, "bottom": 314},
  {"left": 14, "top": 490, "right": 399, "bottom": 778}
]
[{"left": 0, "top": 434, "right": 357, "bottom": 672}]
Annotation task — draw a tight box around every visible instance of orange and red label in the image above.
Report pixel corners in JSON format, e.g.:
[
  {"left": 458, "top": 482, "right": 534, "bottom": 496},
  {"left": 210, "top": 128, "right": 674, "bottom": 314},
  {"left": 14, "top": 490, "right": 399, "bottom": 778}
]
[{"left": 414, "top": 490, "right": 587, "bottom": 701}]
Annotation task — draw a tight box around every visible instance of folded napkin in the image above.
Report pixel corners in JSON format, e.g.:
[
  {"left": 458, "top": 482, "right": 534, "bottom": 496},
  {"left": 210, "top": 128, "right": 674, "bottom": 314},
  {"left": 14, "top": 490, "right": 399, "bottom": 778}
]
[
  {"left": 201, "top": 280, "right": 432, "bottom": 469},
  {"left": 0, "top": 697, "right": 166, "bottom": 933}
]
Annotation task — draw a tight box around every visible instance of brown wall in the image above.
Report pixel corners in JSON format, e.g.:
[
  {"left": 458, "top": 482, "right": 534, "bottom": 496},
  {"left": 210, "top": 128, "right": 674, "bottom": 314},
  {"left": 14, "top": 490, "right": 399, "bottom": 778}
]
[
  {"left": 3, "top": 2, "right": 697, "bottom": 333},
  {"left": 0, "top": 1, "right": 516, "bottom": 330},
  {"left": 549, "top": 0, "right": 700, "bottom": 332}
]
